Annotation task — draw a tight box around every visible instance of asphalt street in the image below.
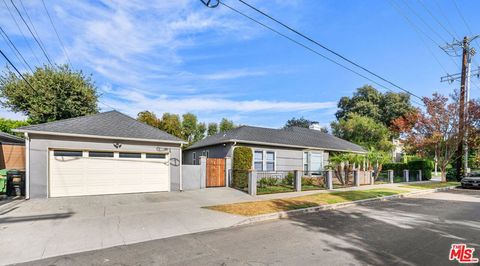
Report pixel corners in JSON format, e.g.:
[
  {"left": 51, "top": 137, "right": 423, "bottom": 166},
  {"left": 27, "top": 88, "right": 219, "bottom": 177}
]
[{"left": 18, "top": 189, "right": 480, "bottom": 266}]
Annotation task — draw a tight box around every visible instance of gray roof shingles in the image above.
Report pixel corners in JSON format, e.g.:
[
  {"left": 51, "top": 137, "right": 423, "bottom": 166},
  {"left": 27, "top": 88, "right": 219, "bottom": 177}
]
[
  {"left": 0, "top": 132, "right": 25, "bottom": 144},
  {"left": 15, "top": 110, "right": 184, "bottom": 143},
  {"left": 187, "top": 125, "right": 366, "bottom": 153}
]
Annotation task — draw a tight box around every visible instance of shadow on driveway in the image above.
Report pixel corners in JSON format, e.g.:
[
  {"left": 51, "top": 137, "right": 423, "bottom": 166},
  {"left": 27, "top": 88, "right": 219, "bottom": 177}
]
[{"left": 0, "top": 212, "right": 74, "bottom": 224}]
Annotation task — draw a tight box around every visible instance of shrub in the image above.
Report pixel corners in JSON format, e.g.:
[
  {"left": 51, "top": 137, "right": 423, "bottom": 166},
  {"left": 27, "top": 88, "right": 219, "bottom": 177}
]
[
  {"left": 383, "top": 162, "right": 407, "bottom": 177},
  {"left": 407, "top": 160, "right": 434, "bottom": 180},
  {"left": 282, "top": 172, "right": 294, "bottom": 186},
  {"left": 258, "top": 177, "right": 279, "bottom": 188},
  {"left": 446, "top": 168, "right": 460, "bottom": 181},
  {"left": 232, "top": 147, "right": 252, "bottom": 189}
]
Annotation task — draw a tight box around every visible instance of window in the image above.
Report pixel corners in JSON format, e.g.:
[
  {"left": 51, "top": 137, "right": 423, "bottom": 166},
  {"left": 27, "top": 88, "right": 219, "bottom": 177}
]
[
  {"left": 89, "top": 151, "right": 114, "bottom": 158},
  {"left": 119, "top": 152, "right": 141, "bottom": 158},
  {"left": 146, "top": 153, "right": 166, "bottom": 159},
  {"left": 54, "top": 150, "right": 82, "bottom": 157},
  {"left": 303, "top": 152, "right": 308, "bottom": 172},
  {"left": 266, "top": 151, "right": 275, "bottom": 171},
  {"left": 193, "top": 152, "right": 197, "bottom": 165},
  {"left": 254, "top": 150, "right": 276, "bottom": 171},
  {"left": 303, "top": 152, "right": 324, "bottom": 174},
  {"left": 254, "top": 151, "right": 263, "bottom": 171}
]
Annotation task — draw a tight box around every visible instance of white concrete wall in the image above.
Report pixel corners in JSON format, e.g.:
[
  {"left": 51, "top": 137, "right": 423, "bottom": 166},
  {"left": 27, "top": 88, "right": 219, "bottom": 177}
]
[{"left": 181, "top": 165, "right": 202, "bottom": 190}]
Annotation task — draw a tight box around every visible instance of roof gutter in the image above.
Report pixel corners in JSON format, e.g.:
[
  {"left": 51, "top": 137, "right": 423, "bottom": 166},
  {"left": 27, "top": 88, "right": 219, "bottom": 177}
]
[{"left": 13, "top": 129, "right": 188, "bottom": 145}]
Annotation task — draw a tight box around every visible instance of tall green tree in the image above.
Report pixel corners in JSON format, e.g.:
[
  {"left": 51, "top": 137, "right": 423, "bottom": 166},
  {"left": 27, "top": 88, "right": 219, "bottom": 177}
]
[
  {"left": 207, "top": 122, "right": 218, "bottom": 136},
  {"left": 159, "top": 113, "right": 182, "bottom": 138},
  {"left": 0, "top": 118, "right": 29, "bottom": 136},
  {"left": 0, "top": 65, "right": 98, "bottom": 124},
  {"left": 331, "top": 113, "right": 393, "bottom": 152},
  {"left": 193, "top": 122, "right": 206, "bottom": 143},
  {"left": 182, "top": 113, "right": 198, "bottom": 142},
  {"left": 283, "top": 117, "right": 318, "bottom": 129},
  {"left": 137, "top": 110, "right": 160, "bottom": 128},
  {"left": 336, "top": 85, "right": 414, "bottom": 127},
  {"left": 219, "top": 118, "right": 235, "bottom": 132}
]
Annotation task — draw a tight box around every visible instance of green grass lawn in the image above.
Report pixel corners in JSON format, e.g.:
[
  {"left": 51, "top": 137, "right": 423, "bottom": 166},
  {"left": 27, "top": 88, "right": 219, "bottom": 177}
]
[
  {"left": 205, "top": 188, "right": 408, "bottom": 216},
  {"left": 301, "top": 185, "right": 326, "bottom": 191},
  {"left": 400, "top": 182, "right": 460, "bottom": 190},
  {"left": 257, "top": 185, "right": 295, "bottom": 195}
]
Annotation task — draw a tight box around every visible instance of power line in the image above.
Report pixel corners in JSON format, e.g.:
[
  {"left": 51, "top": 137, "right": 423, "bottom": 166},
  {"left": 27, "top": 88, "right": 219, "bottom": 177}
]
[
  {"left": 2, "top": 0, "right": 41, "bottom": 66},
  {"left": 0, "top": 48, "right": 39, "bottom": 95},
  {"left": 232, "top": 0, "right": 424, "bottom": 101},
  {"left": 212, "top": 1, "right": 425, "bottom": 106},
  {"left": 40, "top": 0, "right": 71, "bottom": 65},
  {"left": 0, "top": 26, "right": 34, "bottom": 73},
  {"left": 398, "top": 0, "right": 447, "bottom": 45},
  {"left": 388, "top": 0, "right": 450, "bottom": 75},
  {"left": 10, "top": 0, "right": 53, "bottom": 66},
  {"left": 416, "top": 0, "right": 456, "bottom": 40}
]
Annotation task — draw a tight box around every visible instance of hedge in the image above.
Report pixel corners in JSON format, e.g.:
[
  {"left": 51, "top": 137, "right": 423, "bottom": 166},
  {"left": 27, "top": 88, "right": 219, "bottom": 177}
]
[
  {"left": 383, "top": 159, "right": 433, "bottom": 180},
  {"left": 232, "top": 146, "right": 252, "bottom": 189}
]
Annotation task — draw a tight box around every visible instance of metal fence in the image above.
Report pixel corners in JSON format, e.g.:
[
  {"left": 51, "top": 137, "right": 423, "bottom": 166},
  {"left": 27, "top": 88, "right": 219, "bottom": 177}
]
[
  {"left": 374, "top": 170, "right": 389, "bottom": 184},
  {"left": 232, "top": 169, "right": 249, "bottom": 192},
  {"left": 301, "top": 171, "right": 328, "bottom": 190},
  {"left": 257, "top": 171, "right": 296, "bottom": 195}
]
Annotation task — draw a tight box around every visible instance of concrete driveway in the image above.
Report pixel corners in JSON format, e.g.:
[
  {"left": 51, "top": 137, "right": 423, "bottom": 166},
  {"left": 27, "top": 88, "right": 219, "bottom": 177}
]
[{"left": 0, "top": 188, "right": 253, "bottom": 265}]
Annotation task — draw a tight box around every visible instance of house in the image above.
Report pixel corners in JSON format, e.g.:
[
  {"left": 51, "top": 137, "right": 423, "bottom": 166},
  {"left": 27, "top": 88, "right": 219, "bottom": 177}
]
[
  {"left": 0, "top": 132, "right": 25, "bottom": 170},
  {"left": 184, "top": 125, "right": 366, "bottom": 174},
  {"left": 14, "top": 111, "right": 187, "bottom": 199}
]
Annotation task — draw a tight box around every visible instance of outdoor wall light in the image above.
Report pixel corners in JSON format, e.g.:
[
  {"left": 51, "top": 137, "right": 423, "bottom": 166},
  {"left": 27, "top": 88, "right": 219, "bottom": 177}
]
[{"left": 113, "top": 142, "right": 122, "bottom": 149}]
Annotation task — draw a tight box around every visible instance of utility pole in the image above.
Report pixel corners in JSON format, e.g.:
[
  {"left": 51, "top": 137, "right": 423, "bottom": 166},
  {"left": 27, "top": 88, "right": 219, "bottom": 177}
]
[{"left": 441, "top": 35, "right": 479, "bottom": 179}]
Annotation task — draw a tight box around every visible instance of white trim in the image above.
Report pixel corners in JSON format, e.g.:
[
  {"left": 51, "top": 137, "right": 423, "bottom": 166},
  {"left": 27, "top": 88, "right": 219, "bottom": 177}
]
[
  {"left": 253, "top": 149, "right": 276, "bottom": 172},
  {"left": 24, "top": 133, "right": 30, "bottom": 199},
  {"left": 13, "top": 129, "right": 187, "bottom": 145},
  {"left": 179, "top": 144, "right": 183, "bottom": 191}
]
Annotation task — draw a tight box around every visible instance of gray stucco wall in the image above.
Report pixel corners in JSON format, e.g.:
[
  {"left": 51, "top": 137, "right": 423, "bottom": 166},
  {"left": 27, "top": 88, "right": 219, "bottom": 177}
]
[
  {"left": 183, "top": 143, "right": 233, "bottom": 165},
  {"left": 181, "top": 165, "right": 202, "bottom": 190},
  {"left": 235, "top": 144, "right": 304, "bottom": 171},
  {"left": 27, "top": 133, "right": 182, "bottom": 198}
]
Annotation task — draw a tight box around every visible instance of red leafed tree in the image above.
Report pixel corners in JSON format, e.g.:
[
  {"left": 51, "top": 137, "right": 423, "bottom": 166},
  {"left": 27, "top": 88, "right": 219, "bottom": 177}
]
[{"left": 399, "top": 93, "right": 460, "bottom": 182}]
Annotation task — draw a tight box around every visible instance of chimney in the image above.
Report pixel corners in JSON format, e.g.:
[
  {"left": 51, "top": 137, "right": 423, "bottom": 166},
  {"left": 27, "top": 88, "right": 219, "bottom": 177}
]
[{"left": 309, "top": 123, "right": 322, "bottom": 131}]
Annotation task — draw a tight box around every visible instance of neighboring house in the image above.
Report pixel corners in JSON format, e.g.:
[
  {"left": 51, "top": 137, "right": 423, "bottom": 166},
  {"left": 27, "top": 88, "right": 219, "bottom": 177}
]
[
  {"left": 184, "top": 125, "right": 366, "bottom": 173},
  {"left": 14, "top": 111, "right": 187, "bottom": 199},
  {"left": 392, "top": 138, "right": 404, "bottom": 162},
  {"left": 0, "top": 132, "right": 25, "bottom": 170}
]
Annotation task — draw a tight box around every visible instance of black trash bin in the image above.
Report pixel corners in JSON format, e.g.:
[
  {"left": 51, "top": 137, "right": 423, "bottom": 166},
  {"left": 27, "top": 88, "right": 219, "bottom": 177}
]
[{"left": 6, "top": 170, "right": 25, "bottom": 197}]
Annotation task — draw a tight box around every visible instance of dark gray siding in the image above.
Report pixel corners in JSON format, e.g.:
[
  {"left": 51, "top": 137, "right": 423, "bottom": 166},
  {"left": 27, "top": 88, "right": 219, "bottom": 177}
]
[{"left": 183, "top": 143, "right": 233, "bottom": 165}]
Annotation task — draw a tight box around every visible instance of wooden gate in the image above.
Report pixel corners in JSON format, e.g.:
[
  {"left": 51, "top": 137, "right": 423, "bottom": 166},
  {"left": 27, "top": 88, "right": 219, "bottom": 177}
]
[{"left": 206, "top": 158, "right": 225, "bottom": 187}]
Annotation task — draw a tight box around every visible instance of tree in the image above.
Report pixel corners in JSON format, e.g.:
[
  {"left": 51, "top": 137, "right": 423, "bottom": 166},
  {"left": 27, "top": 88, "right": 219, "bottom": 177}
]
[
  {"left": 401, "top": 93, "right": 460, "bottom": 182},
  {"left": 137, "top": 111, "right": 160, "bottom": 128},
  {"left": 284, "top": 117, "right": 318, "bottom": 129},
  {"left": 0, "top": 118, "right": 29, "bottom": 136},
  {"left": 207, "top": 122, "right": 218, "bottom": 136},
  {"left": 0, "top": 65, "right": 98, "bottom": 124},
  {"left": 336, "top": 85, "right": 414, "bottom": 127},
  {"left": 331, "top": 113, "right": 394, "bottom": 152},
  {"left": 193, "top": 122, "right": 206, "bottom": 143},
  {"left": 182, "top": 113, "right": 198, "bottom": 142},
  {"left": 219, "top": 118, "right": 235, "bottom": 132},
  {"left": 158, "top": 113, "right": 182, "bottom": 139}
]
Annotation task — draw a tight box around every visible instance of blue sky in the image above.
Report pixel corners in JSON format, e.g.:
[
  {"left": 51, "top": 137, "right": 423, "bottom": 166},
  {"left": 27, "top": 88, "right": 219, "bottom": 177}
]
[{"left": 0, "top": 0, "right": 479, "bottom": 128}]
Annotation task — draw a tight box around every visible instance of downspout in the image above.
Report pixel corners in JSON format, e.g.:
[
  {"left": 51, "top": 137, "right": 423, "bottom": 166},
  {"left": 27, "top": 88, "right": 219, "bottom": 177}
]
[
  {"left": 179, "top": 143, "right": 183, "bottom": 192},
  {"left": 24, "top": 132, "right": 30, "bottom": 199}
]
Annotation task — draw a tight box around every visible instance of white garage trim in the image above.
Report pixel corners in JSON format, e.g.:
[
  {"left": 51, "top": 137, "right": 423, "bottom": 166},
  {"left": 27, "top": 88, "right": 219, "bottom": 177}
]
[{"left": 48, "top": 148, "right": 171, "bottom": 197}]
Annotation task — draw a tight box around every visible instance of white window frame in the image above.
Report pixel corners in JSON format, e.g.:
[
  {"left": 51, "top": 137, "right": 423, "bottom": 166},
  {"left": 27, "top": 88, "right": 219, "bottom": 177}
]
[
  {"left": 253, "top": 150, "right": 276, "bottom": 172},
  {"left": 303, "top": 151, "right": 324, "bottom": 174},
  {"left": 193, "top": 152, "right": 197, "bottom": 165}
]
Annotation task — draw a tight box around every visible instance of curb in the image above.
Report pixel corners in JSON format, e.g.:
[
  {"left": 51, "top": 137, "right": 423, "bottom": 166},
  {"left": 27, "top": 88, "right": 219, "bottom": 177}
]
[{"left": 234, "top": 186, "right": 458, "bottom": 226}]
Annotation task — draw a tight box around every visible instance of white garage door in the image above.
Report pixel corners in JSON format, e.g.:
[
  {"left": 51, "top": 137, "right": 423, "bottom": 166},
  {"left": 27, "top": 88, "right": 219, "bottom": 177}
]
[{"left": 49, "top": 149, "right": 170, "bottom": 197}]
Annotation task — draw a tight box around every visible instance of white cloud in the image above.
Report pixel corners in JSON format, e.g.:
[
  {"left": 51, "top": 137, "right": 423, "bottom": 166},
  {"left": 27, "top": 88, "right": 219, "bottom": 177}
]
[{"left": 103, "top": 88, "right": 336, "bottom": 116}]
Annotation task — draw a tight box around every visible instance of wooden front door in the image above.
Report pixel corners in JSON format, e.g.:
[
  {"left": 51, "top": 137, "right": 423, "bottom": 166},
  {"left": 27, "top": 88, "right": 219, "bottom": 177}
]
[{"left": 206, "top": 158, "right": 225, "bottom": 187}]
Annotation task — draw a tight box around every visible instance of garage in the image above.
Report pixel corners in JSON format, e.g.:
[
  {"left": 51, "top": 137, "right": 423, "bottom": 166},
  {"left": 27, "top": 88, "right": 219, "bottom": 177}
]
[
  {"left": 49, "top": 150, "right": 170, "bottom": 197},
  {"left": 14, "top": 110, "right": 186, "bottom": 199}
]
